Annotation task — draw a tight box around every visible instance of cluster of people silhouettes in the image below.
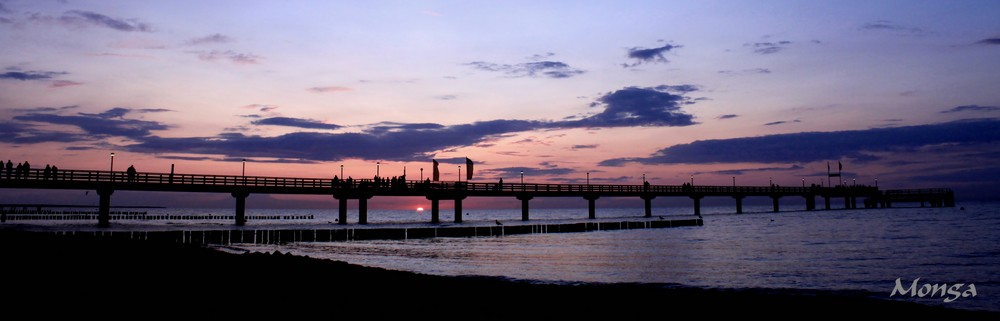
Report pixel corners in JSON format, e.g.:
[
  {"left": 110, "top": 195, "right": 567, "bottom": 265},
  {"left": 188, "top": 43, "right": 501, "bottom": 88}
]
[
  {"left": 2, "top": 160, "right": 59, "bottom": 180},
  {"left": 2, "top": 160, "right": 139, "bottom": 182}
]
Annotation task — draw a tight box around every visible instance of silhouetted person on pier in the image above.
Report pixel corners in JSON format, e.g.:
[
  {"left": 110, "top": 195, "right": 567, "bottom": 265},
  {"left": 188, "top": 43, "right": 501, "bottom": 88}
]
[
  {"left": 14, "top": 163, "right": 22, "bottom": 179},
  {"left": 22, "top": 161, "right": 30, "bottom": 178},
  {"left": 43, "top": 165, "right": 51, "bottom": 180},
  {"left": 51, "top": 166, "right": 58, "bottom": 180},
  {"left": 497, "top": 178, "right": 503, "bottom": 191},
  {"left": 332, "top": 175, "right": 340, "bottom": 187},
  {"left": 127, "top": 165, "right": 136, "bottom": 182},
  {"left": 4, "top": 160, "right": 11, "bottom": 179}
]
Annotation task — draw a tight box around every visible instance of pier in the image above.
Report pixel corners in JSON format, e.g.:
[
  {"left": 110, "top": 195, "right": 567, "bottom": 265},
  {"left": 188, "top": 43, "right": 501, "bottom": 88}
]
[{"left": 0, "top": 168, "right": 954, "bottom": 226}]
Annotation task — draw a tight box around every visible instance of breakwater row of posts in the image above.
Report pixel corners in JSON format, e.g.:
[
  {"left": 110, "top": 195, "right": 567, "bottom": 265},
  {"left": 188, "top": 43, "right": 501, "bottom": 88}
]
[
  {"left": 1, "top": 213, "right": 314, "bottom": 221},
  {"left": 48, "top": 218, "right": 703, "bottom": 245}
]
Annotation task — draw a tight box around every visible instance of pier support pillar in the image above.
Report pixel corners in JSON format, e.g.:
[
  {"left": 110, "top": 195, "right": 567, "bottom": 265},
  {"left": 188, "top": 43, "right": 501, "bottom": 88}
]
[
  {"left": 338, "top": 197, "right": 348, "bottom": 225},
  {"left": 358, "top": 197, "right": 368, "bottom": 224},
  {"left": 805, "top": 195, "right": 815, "bottom": 211},
  {"left": 584, "top": 195, "right": 599, "bottom": 219},
  {"left": 431, "top": 198, "right": 440, "bottom": 223},
  {"left": 850, "top": 197, "right": 857, "bottom": 209},
  {"left": 641, "top": 195, "right": 655, "bottom": 217},
  {"left": 232, "top": 190, "right": 250, "bottom": 226},
  {"left": 771, "top": 196, "right": 781, "bottom": 212},
  {"left": 845, "top": 197, "right": 851, "bottom": 209},
  {"left": 733, "top": 195, "right": 745, "bottom": 214},
  {"left": 824, "top": 196, "right": 831, "bottom": 210},
  {"left": 517, "top": 195, "right": 533, "bottom": 221},
  {"left": 454, "top": 197, "right": 466, "bottom": 223},
  {"left": 97, "top": 188, "right": 114, "bottom": 228},
  {"left": 691, "top": 195, "right": 703, "bottom": 216}
]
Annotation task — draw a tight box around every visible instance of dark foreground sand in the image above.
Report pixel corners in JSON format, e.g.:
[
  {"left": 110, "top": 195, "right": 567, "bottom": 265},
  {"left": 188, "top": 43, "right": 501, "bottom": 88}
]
[{"left": 1, "top": 231, "right": 995, "bottom": 319}]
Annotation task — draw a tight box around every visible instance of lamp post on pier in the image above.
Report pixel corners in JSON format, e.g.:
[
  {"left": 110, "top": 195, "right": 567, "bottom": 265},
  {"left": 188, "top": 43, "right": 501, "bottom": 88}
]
[
  {"left": 376, "top": 162, "right": 380, "bottom": 178},
  {"left": 340, "top": 164, "right": 344, "bottom": 178},
  {"left": 109, "top": 152, "right": 115, "bottom": 181},
  {"left": 420, "top": 168, "right": 423, "bottom": 181}
]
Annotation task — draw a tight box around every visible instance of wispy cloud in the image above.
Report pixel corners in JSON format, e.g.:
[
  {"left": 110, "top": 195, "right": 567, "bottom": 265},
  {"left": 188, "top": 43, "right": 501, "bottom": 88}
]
[
  {"left": 243, "top": 104, "right": 279, "bottom": 113},
  {"left": 433, "top": 95, "right": 457, "bottom": 100},
  {"left": 308, "top": 86, "right": 352, "bottom": 93},
  {"left": 466, "top": 60, "right": 585, "bottom": 79},
  {"left": 764, "top": 120, "right": 800, "bottom": 126},
  {"left": 41, "top": 10, "right": 153, "bottom": 32},
  {"left": 940, "top": 105, "right": 999, "bottom": 113},
  {"left": 571, "top": 144, "right": 598, "bottom": 150},
  {"left": 745, "top": 41, "right": 792, "bottom": 54},
  {"left": 0, "top": 67, "right": 68, "bottom": 81},
  {"left": 717, "top": 114, "right": 739, "bottom": 120},
  {"left": 975, "top": 37, "right": 1000, "bottom": 45},
  {"left": 185, "top": 33, "right": 233, "bottom": 46},
  {"left": 623, "top": 43, "right": 681, "bottom": 67},
  {"left": 718, "top": 68, "right": 771, "bottom": 76},
  {"left": 50, "top": 80, "right": 82, "bottom": 88},
  {"left": 859, "top": 20, "right": 932, "bottom": 36},
  {"left": 194, "top": 50, "right": 262, "bottom": 64},
  {"left": 251, "top": 117, "right": 341, "bottom": 130}
]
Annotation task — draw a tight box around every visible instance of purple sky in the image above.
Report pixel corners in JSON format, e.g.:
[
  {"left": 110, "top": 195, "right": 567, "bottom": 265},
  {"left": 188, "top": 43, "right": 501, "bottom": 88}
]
[{"left": 2, "top": 1, "right": 999, "bottom": 208}]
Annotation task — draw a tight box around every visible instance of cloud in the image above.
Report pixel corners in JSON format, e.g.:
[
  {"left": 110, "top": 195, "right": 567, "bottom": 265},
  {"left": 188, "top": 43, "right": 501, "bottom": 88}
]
[
  {"left": 976, "top": 38, "right": 1000, "bottom": 45},
  {"left": 717, "top": 114, "right": 739, "bottom": 120},
  {"left": 433, "top": 95, "right": 457, "bottom": 100},
  {"left": 600, "top": 118, "right": 1000, "bottom": 166},
  {"left": 571, "top": 144, "right": 598, "bottom": 150},
  {"left": 12, "top": 105, "right": 79, "bottom": 113},
  {"left": 185, "top": 33, "right": 233, "bottom": 46},
  {"left": 308, "top": 86, "right": 352, "bottom": 93},
  {"left": 653, "top": 84, "right": 699, "bottom": 93},
  {"left": 57, "top": 10, "right": 152, "bottom": 32},
  {"left": 251, "top": 117, "right": 342, "bottom": 130},
  {"left": 859, "top": 20, "right": 931, "bottom": 36},
  {"left": 12, "top": 108, "right": 170, "bottom": 138},
  {"left": 195, "top": 50, "right": 261, "bottom": 64},
  {"left": 526, "top": 52, "right": 555, "bottom": 61},
  {"left": 623, "top": 43, "right": 680, "bottom": 67},
  {"left": 718, "top": 68, "right": 771, "bottom": 76},
  {"left": 465, "top": 60, "right": 585, "bottom": 78},
  {"left": 244, "top": 104, "right": 278, "bottom": 113},
  {"left": 745, "top": 41, "right": 792, "bottom": 54},
  {"left": 49, "top": 80, "right": 82, "bottom": 88},
  {"left": 559, "top": 86, "right": 697, "bottom": 127},
  {"left": 0, "top": 68, "right": 68, "bottom": 81},
  {"left": 7, "top": 84, "right": 699, "bottom": 162},
  {"left": 484, "top": 166, "right": 575, "bottom": 179},
  {"left": 940, "top": 105, "right": 999, "bottom": 113},
  {"left": 764, "top": 120, "right": 800, "bottom": 126},
  {"left": 698, "top": 165, "right": 804, "bottom": 176}
]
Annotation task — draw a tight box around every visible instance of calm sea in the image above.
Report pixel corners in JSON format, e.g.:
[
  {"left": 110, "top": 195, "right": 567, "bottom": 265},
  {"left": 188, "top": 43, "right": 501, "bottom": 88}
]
[
  {"left": 229, "top": 203, "right": 999, "bottom": 312},
  {"left": 9, "top": 202, "right": 998, "bottom": 311}
]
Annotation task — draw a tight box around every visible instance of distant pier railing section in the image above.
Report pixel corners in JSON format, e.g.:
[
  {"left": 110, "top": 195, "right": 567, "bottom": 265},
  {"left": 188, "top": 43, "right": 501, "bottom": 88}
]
[{"left": 0, "top": 168, "right": 955, "bottom": 227}]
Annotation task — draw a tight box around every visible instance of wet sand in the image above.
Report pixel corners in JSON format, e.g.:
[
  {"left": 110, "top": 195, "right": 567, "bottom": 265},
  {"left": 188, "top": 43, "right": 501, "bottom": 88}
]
[{"left": 0, "top": 230, "right": 995, "bottom": 319}]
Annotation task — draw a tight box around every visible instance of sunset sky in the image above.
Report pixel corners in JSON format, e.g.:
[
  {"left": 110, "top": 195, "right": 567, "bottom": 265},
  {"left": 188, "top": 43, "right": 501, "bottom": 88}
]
[{"left": 2, "top": 1, "right": 999, "bottom": 208}]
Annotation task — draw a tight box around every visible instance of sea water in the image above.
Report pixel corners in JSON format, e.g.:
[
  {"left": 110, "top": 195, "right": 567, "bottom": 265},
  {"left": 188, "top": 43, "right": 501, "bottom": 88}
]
[
  {"left": 234, "top": 203, "right": 1000, "bottom": 312},
  {"left": 7, "top": 202, "right": 998, "bottom": 311}
]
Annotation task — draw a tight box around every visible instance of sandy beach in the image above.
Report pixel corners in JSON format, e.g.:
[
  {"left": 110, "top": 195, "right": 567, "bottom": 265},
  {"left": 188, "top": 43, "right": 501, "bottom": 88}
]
[{"left": 0, "top": 230, "right": 995, "bottom": 319}]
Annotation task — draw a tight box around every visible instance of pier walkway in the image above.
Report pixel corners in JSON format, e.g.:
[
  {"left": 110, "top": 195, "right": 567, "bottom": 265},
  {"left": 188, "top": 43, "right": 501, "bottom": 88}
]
[{"left": 0, "top": 168, "right": 954, "bottom": 227}]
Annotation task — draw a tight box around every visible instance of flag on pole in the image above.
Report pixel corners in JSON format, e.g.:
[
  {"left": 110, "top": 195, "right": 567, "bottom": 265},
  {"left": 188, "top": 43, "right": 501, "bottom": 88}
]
[
  {"left": 432, "top": 160, "right": 440, "bottom": 181},
  {"left": 838, "top": 161, "right": 843, "bottom": 171},
  {"left": 465, "top": 157, "right": 473, "bottom": 180},
  {"left": 827, "top": 161, "right": 830, "bottom": 174}
]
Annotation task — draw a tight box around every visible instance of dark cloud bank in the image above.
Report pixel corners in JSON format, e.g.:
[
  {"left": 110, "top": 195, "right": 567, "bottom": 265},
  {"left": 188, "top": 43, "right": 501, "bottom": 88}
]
[
  {"left": 5, "top": 86, "right": 697, "bottom": 161},
  {"left": 601, "top": 118, "right": 1000, "bottom": 166}
]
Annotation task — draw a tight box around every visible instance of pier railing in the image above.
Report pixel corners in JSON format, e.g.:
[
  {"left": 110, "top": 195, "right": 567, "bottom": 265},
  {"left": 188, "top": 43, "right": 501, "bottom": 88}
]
[{"left": 1, "top": 168, "right": 878, "bottom": 195}]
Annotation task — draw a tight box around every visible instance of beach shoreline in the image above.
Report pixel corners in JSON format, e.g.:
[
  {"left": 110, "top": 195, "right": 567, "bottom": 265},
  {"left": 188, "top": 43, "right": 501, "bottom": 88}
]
[{"left": 0, "top": 230, "right": 995, "bottom": 319}]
